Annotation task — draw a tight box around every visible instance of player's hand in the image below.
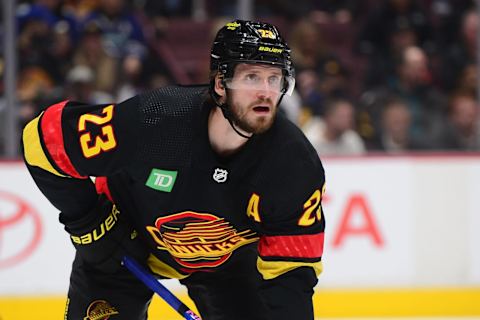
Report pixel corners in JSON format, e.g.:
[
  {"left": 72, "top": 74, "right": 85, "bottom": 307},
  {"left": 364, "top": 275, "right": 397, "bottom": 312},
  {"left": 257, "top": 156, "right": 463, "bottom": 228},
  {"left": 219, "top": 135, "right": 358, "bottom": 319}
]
[{"left": 60, "top": 195, "right": 149, "bottom": 273}]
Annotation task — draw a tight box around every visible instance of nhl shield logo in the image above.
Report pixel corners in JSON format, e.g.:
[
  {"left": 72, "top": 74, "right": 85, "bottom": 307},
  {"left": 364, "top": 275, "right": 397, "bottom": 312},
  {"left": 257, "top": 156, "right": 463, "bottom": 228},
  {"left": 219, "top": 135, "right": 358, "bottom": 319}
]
[{"left": 213, "top": 168, "right": 228, "bottom": 183}]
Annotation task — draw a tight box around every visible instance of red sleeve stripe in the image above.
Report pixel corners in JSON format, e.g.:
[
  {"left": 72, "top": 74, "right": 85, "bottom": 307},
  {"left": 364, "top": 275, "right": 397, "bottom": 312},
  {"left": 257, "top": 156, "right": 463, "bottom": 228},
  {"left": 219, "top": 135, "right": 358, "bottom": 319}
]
[
  {"left": 41, "top": 100, "right": 86, "bottom": 179},
  {"left": 258, "top": 233, "right": 324, "bottom": 259},
  {"left": 95, "top": 177, "right": 114, "bottom": 202}
]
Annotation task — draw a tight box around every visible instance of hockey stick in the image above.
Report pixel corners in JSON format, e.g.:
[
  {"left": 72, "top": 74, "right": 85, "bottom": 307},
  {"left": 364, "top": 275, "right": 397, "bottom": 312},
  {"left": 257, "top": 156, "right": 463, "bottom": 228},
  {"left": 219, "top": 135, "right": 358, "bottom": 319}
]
[{"left": 122, "top": 255, "right": 202, "bottom": 320}]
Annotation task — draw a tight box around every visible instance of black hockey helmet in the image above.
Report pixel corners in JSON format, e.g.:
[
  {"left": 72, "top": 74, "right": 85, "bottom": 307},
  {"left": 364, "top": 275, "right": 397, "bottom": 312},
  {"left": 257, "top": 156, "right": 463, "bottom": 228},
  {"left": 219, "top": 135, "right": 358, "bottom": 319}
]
[{"left": 210, "top": 20, "right": 295, "bottom": 96}]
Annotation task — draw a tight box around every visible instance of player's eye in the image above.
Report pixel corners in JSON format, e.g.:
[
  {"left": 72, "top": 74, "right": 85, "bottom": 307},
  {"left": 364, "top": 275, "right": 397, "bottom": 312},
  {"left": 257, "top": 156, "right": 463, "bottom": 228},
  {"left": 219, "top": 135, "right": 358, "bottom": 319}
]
[
  {"left": 243, "top": 73, "right": 260, "bottom": 84},
  {"left": 268, "top": 75, "right": 282, "bottom": 88}
]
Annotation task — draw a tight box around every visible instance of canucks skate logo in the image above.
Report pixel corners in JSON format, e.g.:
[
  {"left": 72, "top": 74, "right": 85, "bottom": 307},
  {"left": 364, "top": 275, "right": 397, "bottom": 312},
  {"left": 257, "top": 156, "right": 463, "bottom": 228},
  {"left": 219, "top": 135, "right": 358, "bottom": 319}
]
[
  {"left": 146, "top": 212, "right": 258, "bottom": 269},
  {"left": 83, "top": 300, "right": 118, "bottom": 320},
  {"left": 212, "top": 168, "right": 228, "bottom": 183}
]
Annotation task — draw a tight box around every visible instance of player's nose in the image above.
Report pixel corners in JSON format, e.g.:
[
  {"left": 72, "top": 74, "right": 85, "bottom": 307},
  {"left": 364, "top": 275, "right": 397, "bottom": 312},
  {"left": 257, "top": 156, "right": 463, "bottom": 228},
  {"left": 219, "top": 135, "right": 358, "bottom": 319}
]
[{"left": 255, "top": 82, "right": 274, "bottom": 99}]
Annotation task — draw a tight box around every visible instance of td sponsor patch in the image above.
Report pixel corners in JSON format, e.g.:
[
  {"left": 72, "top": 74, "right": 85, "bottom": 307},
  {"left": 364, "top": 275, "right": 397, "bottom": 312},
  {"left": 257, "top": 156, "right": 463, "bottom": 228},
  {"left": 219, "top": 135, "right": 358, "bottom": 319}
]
[{"left": 146, "top": 168, "right": 178, "bottom": 192}]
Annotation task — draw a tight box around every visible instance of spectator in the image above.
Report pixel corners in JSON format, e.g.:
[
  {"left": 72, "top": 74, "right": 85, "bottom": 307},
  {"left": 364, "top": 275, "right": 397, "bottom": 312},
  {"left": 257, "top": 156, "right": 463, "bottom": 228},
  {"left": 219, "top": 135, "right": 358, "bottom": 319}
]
[
  {"left": 288, "top": 19, "right": 331, "bottom": 72},
  {"left": 295, "top": 70, "right": 323, "bottom": 122},
  {"left": 454, "top": 62, "right": 477, "bottom": 98},
  {"left": 317, "top": 56, "right": 351, "bottom": 100},
  {"left": 359, "top": 46, "right": 447, "bottom": 148},
  {"left": 17, "top": 12, "right": 55, "bottom": 71},
  {"left": 17, "top": 0, "right": 79, "bottom": 40},
  {"left": 73, "top": 21, "right": 118, "bottom": 93},
  {"left": 140, "top": 1, "right": 193, "bottom": 38},
  {"left": 428, "top": 0, "right": 474, "bottom": 48},
  {"left": 64, "top": 65, "right": 113, "bottom": 104},
  {"left": 115, "top": 55, "right": 145, "bottom": 102},
  {"left": 62, "top": 0, "right": 98, "bottom": 21},
  {"left": 48, "top": 21, "right": 76, "bottom": 84},
  {"left": 81, "top": 0, "right": 147, "bottom": 59},
  {"left": 356, "top": 0, "right": 433, "bottom": 87},
  {"left": 289, "top": 19, "right": 350, "bottom": 117},
  {"left": 295, "top": 56, "right": 351, "bottom": 120},
  {"left": 4, "top": 1, "right": 478, "bottom": 158},
  {"left": 16, "top": 66, "right": 56, "bottom": 128},
  {"left": 438, "top": 8, "right": 478, "bottom": 91},
  {"left": 16, "top": 0, "right": 79, "bottom": 81},
  {"left": 372, "top": 97, "right": 427, "bottom": 152},
  {"left": 436, "top": 92, "right": 480, "bottom": 150},
  {"left": 303, "top": 98, "right": 366, "bottom": 155}
]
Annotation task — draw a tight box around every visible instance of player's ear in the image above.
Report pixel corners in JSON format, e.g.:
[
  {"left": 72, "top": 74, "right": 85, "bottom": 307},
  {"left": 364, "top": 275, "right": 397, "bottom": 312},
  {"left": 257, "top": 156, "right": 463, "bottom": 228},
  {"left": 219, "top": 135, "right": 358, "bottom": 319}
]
[{"left": 214, "top": 74, "right": 226, "bottom": 97}]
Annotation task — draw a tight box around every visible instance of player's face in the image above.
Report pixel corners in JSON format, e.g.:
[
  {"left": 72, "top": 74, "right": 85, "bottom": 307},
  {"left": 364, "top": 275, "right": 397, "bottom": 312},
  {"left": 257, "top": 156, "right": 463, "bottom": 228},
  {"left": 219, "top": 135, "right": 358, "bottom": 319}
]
[{"left": 225, "top": 63, "right": 283, "bottom": 134}]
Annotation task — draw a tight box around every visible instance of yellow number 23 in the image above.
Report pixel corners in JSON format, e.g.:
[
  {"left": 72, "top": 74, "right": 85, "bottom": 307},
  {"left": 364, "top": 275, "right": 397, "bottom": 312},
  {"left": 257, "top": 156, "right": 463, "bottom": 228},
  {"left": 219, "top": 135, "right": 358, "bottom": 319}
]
[
  {"left": 78, "top": 105, "right": 117, "bottom": 158},
  {"left": 298, "top": 184, "right": 325, "bottom": 227}
]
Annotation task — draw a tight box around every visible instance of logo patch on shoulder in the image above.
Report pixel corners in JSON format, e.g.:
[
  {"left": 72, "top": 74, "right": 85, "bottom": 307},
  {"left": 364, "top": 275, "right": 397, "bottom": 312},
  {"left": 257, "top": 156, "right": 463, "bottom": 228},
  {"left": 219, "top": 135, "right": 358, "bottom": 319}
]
[
  {"left": 146, "top": 169, "right": 178, "bottom": 192},
  {"left": 83, "top": 300, "right": 118, "bottom": 320}
]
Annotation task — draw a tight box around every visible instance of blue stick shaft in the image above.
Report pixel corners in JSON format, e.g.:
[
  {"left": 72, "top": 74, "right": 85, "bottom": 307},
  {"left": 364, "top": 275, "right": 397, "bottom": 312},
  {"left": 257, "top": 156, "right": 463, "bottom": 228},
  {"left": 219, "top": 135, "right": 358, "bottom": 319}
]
[{"left": 122, "top": 256, "right": 202, "bottom": 320}]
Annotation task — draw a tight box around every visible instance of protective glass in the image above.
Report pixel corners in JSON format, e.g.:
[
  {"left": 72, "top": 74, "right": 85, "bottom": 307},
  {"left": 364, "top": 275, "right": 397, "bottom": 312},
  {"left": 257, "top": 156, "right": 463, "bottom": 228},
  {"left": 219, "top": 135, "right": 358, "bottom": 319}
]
[{"left": 224, "top": 73, "right": 295, "bottom": 96}]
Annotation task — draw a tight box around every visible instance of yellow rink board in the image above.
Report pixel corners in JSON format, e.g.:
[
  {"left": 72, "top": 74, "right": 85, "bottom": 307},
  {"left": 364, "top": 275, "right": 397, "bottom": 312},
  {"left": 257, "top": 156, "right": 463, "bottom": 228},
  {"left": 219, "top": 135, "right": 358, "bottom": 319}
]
[{"left": 0, "top": 288, "right": 479, "bottom": 319}]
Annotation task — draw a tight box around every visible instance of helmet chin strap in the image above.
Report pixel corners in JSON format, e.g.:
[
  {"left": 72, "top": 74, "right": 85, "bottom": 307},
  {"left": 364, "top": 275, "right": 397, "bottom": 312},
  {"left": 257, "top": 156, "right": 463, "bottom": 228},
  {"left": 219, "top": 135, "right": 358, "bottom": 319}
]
[
  {"left": 218, "top": 103, "right": 253, "bottom": 139},
  {"left": 211, "top": 82, "right": 253, "bottom": 139}
]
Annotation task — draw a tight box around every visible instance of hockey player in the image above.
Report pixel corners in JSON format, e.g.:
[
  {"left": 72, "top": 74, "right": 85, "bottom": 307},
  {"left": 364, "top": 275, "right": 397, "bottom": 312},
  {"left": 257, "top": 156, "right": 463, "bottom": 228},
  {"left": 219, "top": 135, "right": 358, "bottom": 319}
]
[{"left": 22, "top": 20, "right": 326, "bottom": 320}]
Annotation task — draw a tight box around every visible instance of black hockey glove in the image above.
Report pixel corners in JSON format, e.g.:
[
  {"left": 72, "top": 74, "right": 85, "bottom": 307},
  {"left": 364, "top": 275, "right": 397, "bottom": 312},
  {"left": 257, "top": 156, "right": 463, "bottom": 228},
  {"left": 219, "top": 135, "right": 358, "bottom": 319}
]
[{"left": 60, "top": 195, "right": 149, "bottom": 273}]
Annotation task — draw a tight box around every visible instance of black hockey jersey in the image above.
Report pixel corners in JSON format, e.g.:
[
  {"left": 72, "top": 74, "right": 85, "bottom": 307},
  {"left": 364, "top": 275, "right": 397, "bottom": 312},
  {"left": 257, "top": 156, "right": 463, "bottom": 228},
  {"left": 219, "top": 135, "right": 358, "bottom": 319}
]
[{"left": 23, "top": 85, "right": 326, "bottom": 318}]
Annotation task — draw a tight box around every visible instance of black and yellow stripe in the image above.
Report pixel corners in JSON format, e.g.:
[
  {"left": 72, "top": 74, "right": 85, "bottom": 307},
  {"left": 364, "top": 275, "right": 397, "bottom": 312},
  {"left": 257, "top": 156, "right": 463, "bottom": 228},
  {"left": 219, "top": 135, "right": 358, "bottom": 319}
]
[
  {"left": 257, "top": 257, "right": 323, "bottom": 280},
  {"left": 22, "top": 113, "right": 66, "bottom": 177}
]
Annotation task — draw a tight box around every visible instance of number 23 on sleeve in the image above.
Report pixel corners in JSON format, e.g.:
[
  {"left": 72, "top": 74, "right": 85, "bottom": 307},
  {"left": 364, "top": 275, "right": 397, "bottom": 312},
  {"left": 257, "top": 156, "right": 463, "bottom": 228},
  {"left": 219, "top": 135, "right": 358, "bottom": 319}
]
[
  {"left": 78, "top": 105, "right": 117, "bottom": 158},
  {"left": 298, "top": 183, "right": 325, "bottom": 227}
]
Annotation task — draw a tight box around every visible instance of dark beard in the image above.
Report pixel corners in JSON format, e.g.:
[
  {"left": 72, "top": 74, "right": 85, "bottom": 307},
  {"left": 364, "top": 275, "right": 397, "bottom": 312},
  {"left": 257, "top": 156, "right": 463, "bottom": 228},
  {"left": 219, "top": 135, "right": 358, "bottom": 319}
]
[
  {"left": 227, "top": 97, "right": 277, "bottom": 134},
  {"left": 233, "top": 113, "right": 274, "bottom": 134}
]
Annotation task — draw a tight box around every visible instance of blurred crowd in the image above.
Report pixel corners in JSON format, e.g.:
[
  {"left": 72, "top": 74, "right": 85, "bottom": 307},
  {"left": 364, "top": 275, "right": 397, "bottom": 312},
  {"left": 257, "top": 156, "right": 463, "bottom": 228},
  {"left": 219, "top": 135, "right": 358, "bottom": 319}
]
[{"left": 1, "top": 0, "right": 480, "bottom": 156}]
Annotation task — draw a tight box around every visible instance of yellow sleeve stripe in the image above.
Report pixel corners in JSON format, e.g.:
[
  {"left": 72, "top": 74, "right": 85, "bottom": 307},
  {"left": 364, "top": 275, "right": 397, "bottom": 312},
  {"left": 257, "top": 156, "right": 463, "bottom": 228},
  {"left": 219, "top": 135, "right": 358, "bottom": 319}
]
[
  {"left": 147, "top": 254, "right": 189, "bottom": 280},
  {"left": 257, "top": 257, "right": 323, "bottom": 280},
  {"left": 22, "top": 114, "right": 66, "bottom": 177}
]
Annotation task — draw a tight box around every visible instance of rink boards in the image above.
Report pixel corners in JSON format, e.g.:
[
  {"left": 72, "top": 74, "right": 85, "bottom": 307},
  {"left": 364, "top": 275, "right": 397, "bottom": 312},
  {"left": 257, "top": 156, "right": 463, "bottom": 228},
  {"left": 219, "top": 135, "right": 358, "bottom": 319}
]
[{"left": 1, "top": 155, "right": 480, "bottom": 318}]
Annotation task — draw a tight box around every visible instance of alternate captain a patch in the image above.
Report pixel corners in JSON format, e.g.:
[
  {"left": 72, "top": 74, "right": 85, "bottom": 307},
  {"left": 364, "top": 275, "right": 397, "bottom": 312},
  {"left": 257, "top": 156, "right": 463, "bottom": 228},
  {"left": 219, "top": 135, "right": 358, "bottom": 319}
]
[{"left": 146, "top": 212, "right": 258, "bottom": 269}]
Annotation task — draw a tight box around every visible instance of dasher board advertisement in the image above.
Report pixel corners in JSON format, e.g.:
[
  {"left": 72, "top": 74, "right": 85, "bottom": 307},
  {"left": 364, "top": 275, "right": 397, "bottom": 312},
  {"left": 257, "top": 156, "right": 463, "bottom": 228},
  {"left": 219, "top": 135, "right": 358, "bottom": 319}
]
[{"left": 1, "top": 156, "right": 479, "bottom": 295}]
